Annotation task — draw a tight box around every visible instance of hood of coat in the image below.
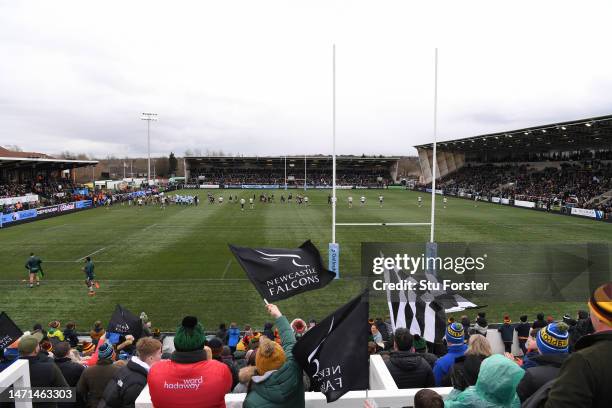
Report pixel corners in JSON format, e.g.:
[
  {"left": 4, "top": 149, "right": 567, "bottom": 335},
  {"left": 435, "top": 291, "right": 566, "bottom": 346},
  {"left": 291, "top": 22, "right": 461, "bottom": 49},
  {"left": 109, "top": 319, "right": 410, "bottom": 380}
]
[
  {"left": 249, "top": 363, "right": 301, "bottom": 403},
  {"left": 474, "top": 354, "right": 525, "bottom": 405}
]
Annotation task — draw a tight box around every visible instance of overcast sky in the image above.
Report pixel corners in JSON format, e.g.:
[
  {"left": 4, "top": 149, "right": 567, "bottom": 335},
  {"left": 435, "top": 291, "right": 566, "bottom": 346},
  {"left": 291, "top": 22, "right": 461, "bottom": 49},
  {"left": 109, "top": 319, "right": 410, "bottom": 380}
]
[{"left": 1, "top": 0, "right": 612, "bottom": 158}]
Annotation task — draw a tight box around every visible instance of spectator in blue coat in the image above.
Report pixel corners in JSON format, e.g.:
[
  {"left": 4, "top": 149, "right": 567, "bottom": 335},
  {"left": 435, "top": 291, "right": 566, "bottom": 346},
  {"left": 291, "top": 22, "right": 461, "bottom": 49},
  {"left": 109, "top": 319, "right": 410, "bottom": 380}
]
[
  {"left": 433, "top": 322, "right": 467, "bottom": 386},
  {"left": 227, "top": 322, "right": 241, "bottom": 353}
]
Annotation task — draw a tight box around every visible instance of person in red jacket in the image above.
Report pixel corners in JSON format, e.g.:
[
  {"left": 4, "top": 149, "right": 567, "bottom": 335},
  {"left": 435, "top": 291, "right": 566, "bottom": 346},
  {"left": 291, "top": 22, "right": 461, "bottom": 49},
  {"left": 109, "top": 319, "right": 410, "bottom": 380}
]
[{"left": 148, "top": 316, "right": 232, "bottom": 408}]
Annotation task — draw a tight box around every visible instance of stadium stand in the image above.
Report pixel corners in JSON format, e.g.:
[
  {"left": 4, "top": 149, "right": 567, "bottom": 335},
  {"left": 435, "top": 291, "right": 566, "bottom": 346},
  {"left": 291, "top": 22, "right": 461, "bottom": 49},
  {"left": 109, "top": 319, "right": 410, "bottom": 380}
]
[
  {"left": 433, "top": 161, "right": 612, "bottom": 212},
  {"left": 0, "top": 146, "right": 99, "bottom": 216},
  {"left": 415, "top": 114, "right": 612, "bottom": 219},
  {"left": 184, "top": 156, "right": 399, "bottom": 188}
]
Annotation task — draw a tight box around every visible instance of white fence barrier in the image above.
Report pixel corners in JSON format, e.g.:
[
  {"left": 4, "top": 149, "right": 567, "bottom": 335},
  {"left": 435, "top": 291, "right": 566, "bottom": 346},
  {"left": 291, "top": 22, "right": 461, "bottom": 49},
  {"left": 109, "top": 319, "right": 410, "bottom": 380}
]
[
  {"left": 0, "top": 359, "right": 32, "bottom": 408},
  {"left": 135, "top": 355, "right": 453, "bottom": 408},
  {"left": 134, "top": 328, "right": 526, "bottom": 407}
]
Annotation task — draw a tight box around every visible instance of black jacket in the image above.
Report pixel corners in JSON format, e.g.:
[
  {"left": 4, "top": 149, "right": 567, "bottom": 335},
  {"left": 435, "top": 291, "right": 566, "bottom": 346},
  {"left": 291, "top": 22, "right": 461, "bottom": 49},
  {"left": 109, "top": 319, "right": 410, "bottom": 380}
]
[
  {"left": 54, "top": 357, "right": 86, "bottom": 408},
  {"left": 63, "top": 329, "right": 79, "bottom": 348},
  {"left": 517, "top": 353, "right": 568, "bottom": 402},
  {"left": 416, "top": 351, "right": 438, "bottom": 369},
  {"left": 54, "top": 357, "right": 85, "bottom": 387},
  {"left": 545, "top": 330, "right": 612, "bottom": 408},
  {"left": 100, "top": 359, "right": 148, "bottom": 408},
  {"left": 21, "top": 355, "right": 69, "bottom": 408},
  {"left": 532, "top": 319, "right": 547, "bottom": 331},
  {"left": 497, "top": 323, "right": 514, "bottom": 342},
  {"left": 569, "top": 317, "right": 594, "bottom": 351},
  {"left": 447, "top": 354, "right": 486, "bottom": 391},
  {"left": 384, "top": 351, "right": 435, "bottom": 389},
  {"left": 514, "top": 322, "right": 531, "bottom": 338}
]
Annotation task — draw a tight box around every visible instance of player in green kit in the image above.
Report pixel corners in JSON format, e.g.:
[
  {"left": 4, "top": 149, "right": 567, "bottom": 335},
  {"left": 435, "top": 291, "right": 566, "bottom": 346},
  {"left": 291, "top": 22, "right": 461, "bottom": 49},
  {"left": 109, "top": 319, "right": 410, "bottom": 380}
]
[
  {"left": 82, "top": 256, "right": 99, "bottom": 296},
  {"left": 25, "top": 252, "right": 43, "bottom": 288}
]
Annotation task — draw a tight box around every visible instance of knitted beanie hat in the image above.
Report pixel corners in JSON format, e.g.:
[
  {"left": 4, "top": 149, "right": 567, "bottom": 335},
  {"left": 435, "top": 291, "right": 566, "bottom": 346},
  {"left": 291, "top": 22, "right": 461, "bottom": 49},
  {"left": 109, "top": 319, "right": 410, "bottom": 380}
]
[
  {"left": 446, "top": 322, "right": 464, "bottom": 345},
  {"left": 536, "top": 322, "right": 569, "bottom": 354},
  {"left": 413, "top": 334, "right": 427, "bottom": 352},
  {"left": 97, "top": 341, "right": 115, "bottom": 360},
  {"left": 174, "top": 316, "right": 206, "bottom": 352},
  {"left": 81, "top": 341, "right": 95, "bottom": 355},
  {"left": 588, "top": 282, "right": 612, "bottom": 327},
  {"left": 256, "top": 337, "right": 286, "bottom": 375}
]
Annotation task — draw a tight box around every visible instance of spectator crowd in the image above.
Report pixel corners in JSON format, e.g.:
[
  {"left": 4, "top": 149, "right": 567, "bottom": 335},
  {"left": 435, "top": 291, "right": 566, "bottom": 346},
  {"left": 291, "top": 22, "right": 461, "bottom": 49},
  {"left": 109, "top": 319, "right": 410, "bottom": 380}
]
[
  {"left": 426, "top": 161, "right": 612, "bottom": 216},
  {"left": 188, "top": 170, "right": 391, "bottom": 188},
  {"left": 0, "top": 284, "right": 611, "bottom": 408}
]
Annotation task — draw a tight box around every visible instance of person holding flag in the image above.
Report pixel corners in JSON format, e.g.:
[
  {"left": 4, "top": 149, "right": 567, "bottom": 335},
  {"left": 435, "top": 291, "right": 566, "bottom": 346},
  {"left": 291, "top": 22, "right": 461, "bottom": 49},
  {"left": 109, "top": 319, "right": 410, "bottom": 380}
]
[
  {"left": 83, "top": 256, "right": 99, "bottom": 296},
  {"left": 243, "top": 303, "right": 304, "bottom": 408},
  {"left": 25, "top": 252, "right": 43, "bottom": 288}
]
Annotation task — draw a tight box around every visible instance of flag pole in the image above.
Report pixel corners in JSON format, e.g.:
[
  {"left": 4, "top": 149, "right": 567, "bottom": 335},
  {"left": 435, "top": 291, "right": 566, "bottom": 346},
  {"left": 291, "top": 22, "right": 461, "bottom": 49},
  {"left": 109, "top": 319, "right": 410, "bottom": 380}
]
[
  {"left": 263, "top": 299, "right": 269, "bottom": 305},
  {"left": 429, "top": 48, "right": 438, "bottom": 244}
]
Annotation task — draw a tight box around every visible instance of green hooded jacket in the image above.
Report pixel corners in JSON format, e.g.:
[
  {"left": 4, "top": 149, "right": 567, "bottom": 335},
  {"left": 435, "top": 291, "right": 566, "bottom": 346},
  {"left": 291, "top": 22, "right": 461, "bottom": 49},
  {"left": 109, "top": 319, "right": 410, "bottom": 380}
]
[
  {"left": 243, "top": 315, "right": 305, "bottom": 408},
  {"left": 444, "top": 354, "right": 525, "bottom": 408}
]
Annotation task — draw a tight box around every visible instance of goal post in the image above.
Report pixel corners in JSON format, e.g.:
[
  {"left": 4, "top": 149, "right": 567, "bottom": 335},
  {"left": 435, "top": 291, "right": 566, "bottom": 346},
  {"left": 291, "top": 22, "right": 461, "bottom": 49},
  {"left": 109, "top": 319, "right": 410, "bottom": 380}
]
[{"left": 330, "top": 48, "right": 440, "bottom": 278}]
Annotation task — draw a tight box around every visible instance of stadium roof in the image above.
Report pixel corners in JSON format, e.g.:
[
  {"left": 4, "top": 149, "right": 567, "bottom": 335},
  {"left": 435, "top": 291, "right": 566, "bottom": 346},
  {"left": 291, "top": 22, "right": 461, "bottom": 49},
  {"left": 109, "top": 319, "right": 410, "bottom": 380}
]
[
  {"left": 185, "top": 155, "right": 400, "bottom": 163},
  {"left": 0, "top": 156, "right": 98, "bottom": 171},
  {"left": 414, "top": 113, "right": 612, "bottom": 153}
]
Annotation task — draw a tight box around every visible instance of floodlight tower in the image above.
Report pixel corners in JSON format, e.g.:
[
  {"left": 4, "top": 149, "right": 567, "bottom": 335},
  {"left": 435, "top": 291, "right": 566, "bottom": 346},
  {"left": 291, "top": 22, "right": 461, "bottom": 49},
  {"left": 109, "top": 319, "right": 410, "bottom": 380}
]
[{"left": 140, "top": 112, "right": 158, "bottom": 183}]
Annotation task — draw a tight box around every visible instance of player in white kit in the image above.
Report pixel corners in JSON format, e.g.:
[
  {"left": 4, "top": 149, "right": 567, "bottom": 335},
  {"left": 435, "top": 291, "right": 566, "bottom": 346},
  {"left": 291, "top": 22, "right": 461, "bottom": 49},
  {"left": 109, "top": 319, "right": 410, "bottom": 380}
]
[{"left": 348, "top": 196, "right": 353, "bottom": 208}]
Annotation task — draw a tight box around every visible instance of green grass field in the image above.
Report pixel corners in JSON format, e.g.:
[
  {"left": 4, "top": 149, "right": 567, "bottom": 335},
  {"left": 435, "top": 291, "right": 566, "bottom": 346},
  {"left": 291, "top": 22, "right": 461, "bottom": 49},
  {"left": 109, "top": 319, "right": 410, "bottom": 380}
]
[{"left": 1, "top": 189, "right": 610, "bottom": 332}]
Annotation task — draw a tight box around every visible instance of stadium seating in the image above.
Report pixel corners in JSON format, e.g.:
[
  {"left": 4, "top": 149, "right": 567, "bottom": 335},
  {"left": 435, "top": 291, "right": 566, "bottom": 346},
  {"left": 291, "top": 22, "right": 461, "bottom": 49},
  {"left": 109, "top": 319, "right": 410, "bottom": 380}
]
[{"left": 431, "top": 161, "right": 612, "bottom": 213}]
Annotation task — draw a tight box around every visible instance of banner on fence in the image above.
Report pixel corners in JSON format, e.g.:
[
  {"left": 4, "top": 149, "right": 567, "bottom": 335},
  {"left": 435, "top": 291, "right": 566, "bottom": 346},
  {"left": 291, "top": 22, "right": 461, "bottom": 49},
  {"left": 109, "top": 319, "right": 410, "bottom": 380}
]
[
  {"left": 571, "top": 207, "right": 604, "bottom": 219},
  {"left": 0, "top": 194, "right": 39, "bottom": 206},
  {"left": 514, "top": 200, "right": 536, "bottom": 209}
]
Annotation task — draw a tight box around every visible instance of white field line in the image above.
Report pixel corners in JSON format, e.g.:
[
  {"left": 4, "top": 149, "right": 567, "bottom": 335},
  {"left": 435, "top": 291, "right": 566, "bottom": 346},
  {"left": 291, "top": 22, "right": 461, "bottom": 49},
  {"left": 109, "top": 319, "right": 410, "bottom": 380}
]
[
  {"left": 75, "top": 247, "right": 107, "bottom": 262},
  {"left": 143, "top": 223, "right": 158, "bottom": 231},
  {"left": 221, "top": 259, "right": 232, "bottom": 279},
  {"left": 45, "top": 260, "right": 113, "bottom": 263}
]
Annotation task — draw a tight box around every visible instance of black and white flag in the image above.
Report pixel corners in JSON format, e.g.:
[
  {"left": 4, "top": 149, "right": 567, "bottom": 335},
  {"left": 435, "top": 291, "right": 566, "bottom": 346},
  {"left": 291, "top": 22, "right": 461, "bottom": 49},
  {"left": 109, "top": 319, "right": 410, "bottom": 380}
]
[
  {"left": 229, "top": 240, "right": 336, "bottom": 302},
  {"left": 0, "top": 312, "right": 23, "bottom": 350},
  {"left": 293, "top": 290, "right": 369, "bottom": 403},
  {"left": 107, "top": 305, "right": 143, "bottom": 339},
  {"left": 385, "top": 264, "right": 457, "bottom": 343}
]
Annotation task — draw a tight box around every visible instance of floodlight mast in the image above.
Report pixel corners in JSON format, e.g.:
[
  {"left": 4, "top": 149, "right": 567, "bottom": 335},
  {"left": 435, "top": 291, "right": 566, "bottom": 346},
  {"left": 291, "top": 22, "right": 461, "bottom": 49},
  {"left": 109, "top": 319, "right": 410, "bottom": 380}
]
[{"left": 140, "top": 112, "right": 158, "bottom": 184}]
